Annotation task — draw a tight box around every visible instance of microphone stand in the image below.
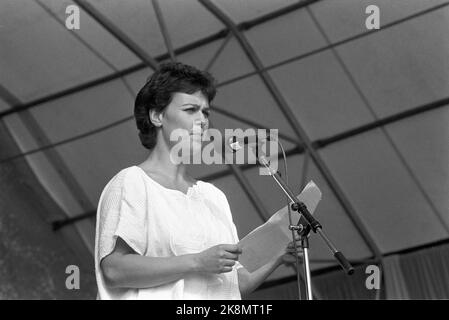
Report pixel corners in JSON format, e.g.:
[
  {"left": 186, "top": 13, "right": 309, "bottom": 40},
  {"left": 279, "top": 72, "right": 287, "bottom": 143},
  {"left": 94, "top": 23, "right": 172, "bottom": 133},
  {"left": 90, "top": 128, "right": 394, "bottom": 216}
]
[{"left": 258, "top": 155, "right": 354, "bottom": 300}]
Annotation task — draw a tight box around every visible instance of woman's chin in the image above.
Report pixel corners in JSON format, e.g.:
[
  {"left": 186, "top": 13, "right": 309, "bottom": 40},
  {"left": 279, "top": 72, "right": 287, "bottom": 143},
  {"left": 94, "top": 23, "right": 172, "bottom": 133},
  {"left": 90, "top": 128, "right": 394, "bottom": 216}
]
[{"left": 168, "top": 143, "right": 204, "bottom": 165}]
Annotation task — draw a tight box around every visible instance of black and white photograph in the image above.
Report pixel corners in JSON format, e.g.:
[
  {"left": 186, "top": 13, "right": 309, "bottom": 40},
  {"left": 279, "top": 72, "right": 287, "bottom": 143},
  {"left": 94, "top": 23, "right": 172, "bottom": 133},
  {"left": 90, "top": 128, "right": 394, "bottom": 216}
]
[{"left": 0, "top": 0, "right": 448, "bottom": 304}]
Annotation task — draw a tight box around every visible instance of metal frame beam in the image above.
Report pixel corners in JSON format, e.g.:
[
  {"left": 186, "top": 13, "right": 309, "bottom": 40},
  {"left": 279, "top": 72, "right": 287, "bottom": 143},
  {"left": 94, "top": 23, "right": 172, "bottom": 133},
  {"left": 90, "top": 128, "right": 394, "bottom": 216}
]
[
  {"left": 152, "top": 0, "right": 176, "bottom": 62},
  {"left": 205, "top": 32, "right": 233, "bottom": 72},
  {"left": 212, "top": 104, "right": 299, "bottom": 145},
  {"left": 0, "top": 0, "right": 323, "bottom": 119},
  {"left": 2, "top": 0, "right": 446, "bottom": 296},
  {"left": 0, "top": 84, "right": 96, "bottom": 254},
  {"left": 207, "top": 95, "right": 449, "bottom": 181},
  {"left": 0, "top": 102, "right": 299, "bottom": 165},
  {"left": 50, "top": 95, "right": 449, "bottom": 228},
  {"left": 198, "top": 0, "right": 383, "bottom": 262},
  {"left": 259, "top": 238, "right": 449, "bottom": 295},
  {"left": 73, "top": 0, "right": 159, "bottom": 70},
  {"left": 217, "top": 1, "right": 449, "bottom": 88},
  {"left": 0, "top": 63, "right": 144, "bottom": 118},
  {"left": 5, "top": 0, "right": 446, "bottom": 120},
  {"left": 226, "top": 164, "right": 271, "bottom": 222},
  {"left": 203, "top": 35, "right": 285, "bottom": 223},
  {"left": 208, "top": 117, "right": 272, "bottom": 223},
  {"left": 306, "top": 5, "right": 449, "bottom": 234}
]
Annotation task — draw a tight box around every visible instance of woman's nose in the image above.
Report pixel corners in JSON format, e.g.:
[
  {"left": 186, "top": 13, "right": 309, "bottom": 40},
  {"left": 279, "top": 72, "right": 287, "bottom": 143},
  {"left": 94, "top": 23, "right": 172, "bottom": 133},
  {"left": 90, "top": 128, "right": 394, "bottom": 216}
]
[
  {"left": 193, "top": 118, "right": 208, "bottom": 131},
  {"left": 200, "top": 118, "right": 209, "bottom": 130},
  {"left": 197, "top": 114, "right": 208, "bottom": 129}
]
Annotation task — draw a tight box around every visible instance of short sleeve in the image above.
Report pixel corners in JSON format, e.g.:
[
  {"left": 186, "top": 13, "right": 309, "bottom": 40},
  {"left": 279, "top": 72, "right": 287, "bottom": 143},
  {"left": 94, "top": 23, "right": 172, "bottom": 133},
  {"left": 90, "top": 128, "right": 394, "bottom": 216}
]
[{"left": 96, "top": 169, "right": 148, "bottom": 262}]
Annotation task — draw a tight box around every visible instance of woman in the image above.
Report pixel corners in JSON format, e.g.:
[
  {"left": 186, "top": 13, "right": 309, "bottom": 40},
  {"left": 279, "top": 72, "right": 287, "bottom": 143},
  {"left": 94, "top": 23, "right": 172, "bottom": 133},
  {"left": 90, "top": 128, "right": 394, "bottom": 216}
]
[{"left": 95, "top": 62, "right": 299, "bottom": 300}]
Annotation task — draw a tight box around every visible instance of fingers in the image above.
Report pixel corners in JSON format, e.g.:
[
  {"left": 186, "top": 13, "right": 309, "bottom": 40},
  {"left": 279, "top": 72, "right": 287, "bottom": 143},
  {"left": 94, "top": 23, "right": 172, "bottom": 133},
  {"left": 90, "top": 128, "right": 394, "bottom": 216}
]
[
  {"left": 218, "top": 259, "right": 236, "bottom": 274},
  {"left": 220, "top": 266, "right": 233, "bottom": 273},
  {"left": 283, "top": 254, "right": 297, "bottom": 264},
  {"left": 222, "top": 251, "right": 240, "bottom": 260},
  {"left": 286, "top": 241, "right": 303, "bottom": 256},
  {"left": 287, "top": 240, "right": 302, "bottom": 249},
  {"left": 222, "top": 259, "right": 236, "bottom": 267},
  {"left": 219, "top": 244, "right": 243, "bottom": 254},
  {"left": 212, "top": 245, "right": 242, "bottom": 261},
  {"left": 282, "top": 247, "right": 303, "bottom": 265},
  {"left": 286, "top": 248, "right": 303, "bottom": 255}
]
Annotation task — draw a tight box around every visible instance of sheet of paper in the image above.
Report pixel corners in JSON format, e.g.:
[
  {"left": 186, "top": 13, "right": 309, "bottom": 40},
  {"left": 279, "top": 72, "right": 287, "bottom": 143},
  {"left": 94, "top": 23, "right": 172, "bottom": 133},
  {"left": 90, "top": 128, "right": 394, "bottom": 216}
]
[{"left": 238, "top": 181, "right": 322, "bottom": 272}]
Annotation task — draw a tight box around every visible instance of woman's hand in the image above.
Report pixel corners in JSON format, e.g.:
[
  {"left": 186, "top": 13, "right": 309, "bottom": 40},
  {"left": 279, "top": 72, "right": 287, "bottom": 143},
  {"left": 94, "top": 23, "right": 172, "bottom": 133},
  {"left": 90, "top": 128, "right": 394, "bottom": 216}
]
[
  {"left": 277, "top": 238, "right": 304, "bottom": 265},
  {"left": 193, "top": 244, "right": 242, "bottom": 274},
  {"left": 237, "top": 239, "right": 304, "bottom": 296}
]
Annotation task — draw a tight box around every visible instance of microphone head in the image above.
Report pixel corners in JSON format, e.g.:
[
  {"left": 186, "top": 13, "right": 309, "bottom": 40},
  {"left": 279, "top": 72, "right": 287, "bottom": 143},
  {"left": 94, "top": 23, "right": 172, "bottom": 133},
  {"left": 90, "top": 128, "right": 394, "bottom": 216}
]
[{"left": 228, "top": 136, "right": 242, "bottom": 152}]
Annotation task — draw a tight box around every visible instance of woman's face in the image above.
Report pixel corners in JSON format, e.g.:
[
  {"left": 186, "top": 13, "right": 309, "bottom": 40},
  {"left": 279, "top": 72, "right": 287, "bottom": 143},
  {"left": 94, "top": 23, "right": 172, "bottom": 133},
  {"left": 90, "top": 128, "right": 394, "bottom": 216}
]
[{"left": 158, "top": 90, "right": 210, "bottom": 157}]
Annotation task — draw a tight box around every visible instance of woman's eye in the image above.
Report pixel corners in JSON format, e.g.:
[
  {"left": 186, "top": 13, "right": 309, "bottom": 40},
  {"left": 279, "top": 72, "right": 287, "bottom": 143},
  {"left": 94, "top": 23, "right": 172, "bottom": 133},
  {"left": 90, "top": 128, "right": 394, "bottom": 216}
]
[{"left": 184, "top": 107, "right": 210, "bottom": 118}]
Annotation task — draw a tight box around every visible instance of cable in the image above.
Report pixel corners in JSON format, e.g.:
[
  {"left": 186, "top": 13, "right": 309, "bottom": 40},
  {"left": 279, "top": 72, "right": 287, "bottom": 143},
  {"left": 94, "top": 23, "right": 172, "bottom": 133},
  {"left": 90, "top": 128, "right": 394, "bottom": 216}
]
[{"left": 274, "top": 137, "right": 303, "bottom": 300}]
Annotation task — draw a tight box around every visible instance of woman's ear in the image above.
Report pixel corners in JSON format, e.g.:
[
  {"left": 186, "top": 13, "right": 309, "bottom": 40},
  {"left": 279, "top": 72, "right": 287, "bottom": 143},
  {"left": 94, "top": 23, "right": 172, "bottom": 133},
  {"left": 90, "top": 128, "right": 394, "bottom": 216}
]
[{"left": 149, "top": 109, "right": 163, "bottom": 128}]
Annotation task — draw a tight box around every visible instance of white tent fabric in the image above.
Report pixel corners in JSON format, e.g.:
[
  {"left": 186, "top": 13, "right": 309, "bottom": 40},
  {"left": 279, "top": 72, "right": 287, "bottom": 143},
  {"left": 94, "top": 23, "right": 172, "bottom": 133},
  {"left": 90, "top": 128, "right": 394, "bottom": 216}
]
[{"left": 1, "top": 0, "right": 448, "bottom": 285}]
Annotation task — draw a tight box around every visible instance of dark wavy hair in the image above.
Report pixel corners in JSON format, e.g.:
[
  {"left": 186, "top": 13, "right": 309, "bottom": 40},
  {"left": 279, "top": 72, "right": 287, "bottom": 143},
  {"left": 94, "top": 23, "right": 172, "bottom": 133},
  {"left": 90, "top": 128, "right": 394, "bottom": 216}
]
[{"left": 134, "top": 62, "right": 217, "bottom": 150}]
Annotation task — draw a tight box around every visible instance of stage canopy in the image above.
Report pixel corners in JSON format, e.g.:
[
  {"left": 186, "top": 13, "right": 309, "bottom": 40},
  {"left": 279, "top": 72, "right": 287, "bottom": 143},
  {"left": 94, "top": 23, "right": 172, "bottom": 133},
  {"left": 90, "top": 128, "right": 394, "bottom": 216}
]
[{"left": 0, "top": 0, "right": 448, "bottom": 298}]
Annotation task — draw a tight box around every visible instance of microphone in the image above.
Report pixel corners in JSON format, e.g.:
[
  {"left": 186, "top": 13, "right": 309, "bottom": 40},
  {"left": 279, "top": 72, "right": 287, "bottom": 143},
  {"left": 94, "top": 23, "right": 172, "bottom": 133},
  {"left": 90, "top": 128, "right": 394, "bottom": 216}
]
[
  {"left": 224, "top": 129, "right": 278, "bottom": 173},
  {"left": 201, "top": 128, "right": 278, "bottom": 172},
  {"left": 203, "top": 128, "right": 275, "bottom": 161},
  {"left": 226, "top": 134, "right": 271, "bottom": 153}
]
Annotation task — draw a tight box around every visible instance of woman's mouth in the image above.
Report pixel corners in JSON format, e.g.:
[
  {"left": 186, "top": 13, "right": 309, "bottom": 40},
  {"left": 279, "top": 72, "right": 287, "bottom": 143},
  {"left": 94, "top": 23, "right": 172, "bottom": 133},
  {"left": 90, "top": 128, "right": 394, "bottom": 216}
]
[{"left": 190, "top": 133, "right": 203, "bottom": 140}]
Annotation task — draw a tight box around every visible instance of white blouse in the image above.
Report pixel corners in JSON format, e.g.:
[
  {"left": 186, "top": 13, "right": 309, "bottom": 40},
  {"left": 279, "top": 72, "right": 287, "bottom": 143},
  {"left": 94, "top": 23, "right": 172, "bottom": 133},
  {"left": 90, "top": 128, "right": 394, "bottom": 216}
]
[{"left": 95, "top": 166, "right": 242, "bottom": 300}]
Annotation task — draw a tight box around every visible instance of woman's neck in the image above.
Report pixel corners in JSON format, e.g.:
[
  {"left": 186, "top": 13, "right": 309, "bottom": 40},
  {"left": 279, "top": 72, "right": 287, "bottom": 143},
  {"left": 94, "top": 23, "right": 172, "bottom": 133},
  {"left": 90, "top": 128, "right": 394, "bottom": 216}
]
[{"left": 139, "top": 142, "right": 190, "bottom": 183}]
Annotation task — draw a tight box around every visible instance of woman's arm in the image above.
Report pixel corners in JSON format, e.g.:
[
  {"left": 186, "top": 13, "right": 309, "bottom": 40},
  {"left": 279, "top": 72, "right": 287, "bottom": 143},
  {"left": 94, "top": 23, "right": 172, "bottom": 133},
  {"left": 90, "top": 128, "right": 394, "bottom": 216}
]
[
  {"left": 237, "top": 255, "right": 283, "bottom": 297},
  {"left": 101, "top": 237, "right": 197, "bottom": 288},
  {"left": 101, "top": 237, "right": 242, "bottom": 289}
]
